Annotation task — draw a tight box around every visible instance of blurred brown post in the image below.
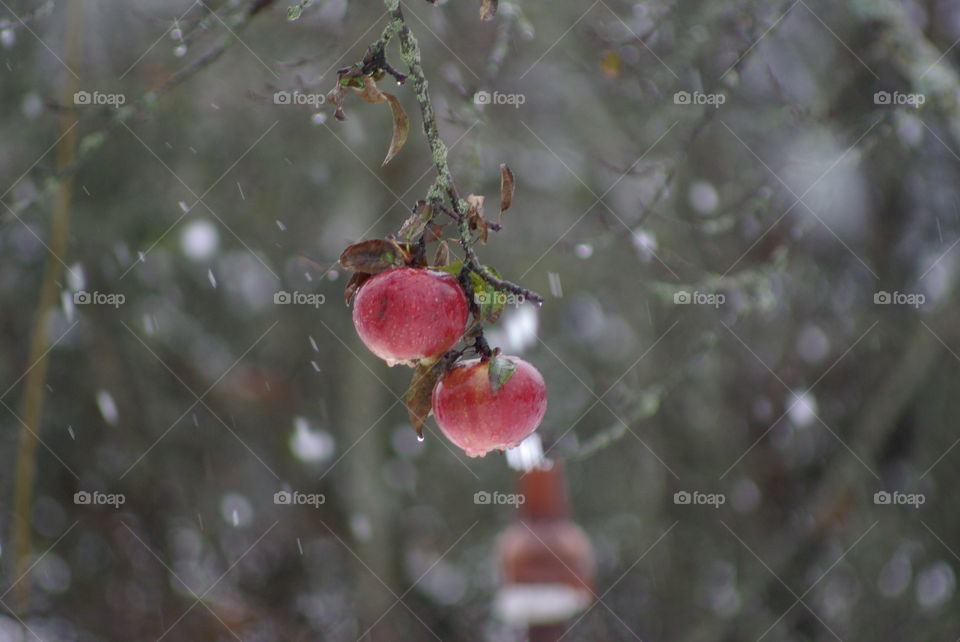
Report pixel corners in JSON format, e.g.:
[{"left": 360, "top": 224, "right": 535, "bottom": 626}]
[{"left": 494, "top": 464, "right": 595, "bottom": 640}]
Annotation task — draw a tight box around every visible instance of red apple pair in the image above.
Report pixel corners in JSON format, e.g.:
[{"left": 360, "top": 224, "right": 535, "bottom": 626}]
[{"left": 351, "top": 267, "right": 547, "bottom": 456}]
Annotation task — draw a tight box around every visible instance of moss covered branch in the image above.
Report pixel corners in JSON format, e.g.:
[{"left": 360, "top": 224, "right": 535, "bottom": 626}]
[{"left": 377, "top": 1, "right": 543, "bottom": 304}]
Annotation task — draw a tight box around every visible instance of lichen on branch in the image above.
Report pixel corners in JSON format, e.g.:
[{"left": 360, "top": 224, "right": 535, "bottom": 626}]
[{"left": 372, "top": 1, "right": 543, "bottom": 304}]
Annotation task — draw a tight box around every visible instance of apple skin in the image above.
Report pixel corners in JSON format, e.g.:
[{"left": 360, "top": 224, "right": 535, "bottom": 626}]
[
  {"left": 352, "top": 267, "right": 469, "bottom": 365},
  {"left": 432, "top": 357, "right": 547, "bottom": 457}
]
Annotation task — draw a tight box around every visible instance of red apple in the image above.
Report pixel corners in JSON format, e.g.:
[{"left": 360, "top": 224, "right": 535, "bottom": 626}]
[
  {"left": 352, "top": 267, "right": 468, "bottom": 366},
  {"left": 432, "top": 356, "right": 547, "bottom": 457}
]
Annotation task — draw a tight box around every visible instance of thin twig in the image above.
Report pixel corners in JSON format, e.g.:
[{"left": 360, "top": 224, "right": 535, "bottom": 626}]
[{"left": 376, "top": 1, "right": 543, "bottom": 305}]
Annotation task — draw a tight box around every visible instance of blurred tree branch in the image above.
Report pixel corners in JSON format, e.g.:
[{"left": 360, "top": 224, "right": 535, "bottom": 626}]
[{"left": 10, "top": 0, "right": 82, "bottom": 613}]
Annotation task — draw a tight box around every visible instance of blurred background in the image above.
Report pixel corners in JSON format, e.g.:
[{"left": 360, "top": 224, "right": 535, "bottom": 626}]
[{"left": 1, "top": 0, "right": 960, "bottom": 639}]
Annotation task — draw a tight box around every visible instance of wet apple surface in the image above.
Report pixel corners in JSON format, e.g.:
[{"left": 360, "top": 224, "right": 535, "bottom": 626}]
[
  {"left": 352, "top": 267, "right": 469, "bottom": 365},
  {"left": 432, "top": 356, "right": 547, "bottom": 457}
]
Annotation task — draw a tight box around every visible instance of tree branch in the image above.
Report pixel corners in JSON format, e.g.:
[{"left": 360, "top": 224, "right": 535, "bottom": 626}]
[{"left": 379, "top": 1, "right": 544, "bottom": 304}]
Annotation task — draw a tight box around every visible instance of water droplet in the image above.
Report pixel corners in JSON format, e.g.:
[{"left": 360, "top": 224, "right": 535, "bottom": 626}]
[
  {"left": 208, "top": 269, "right": 217, "bottom": 288},
  {"left": 417, "top": 434, "right": 425, "bottom": 442},
  {"left": 174, "top": 44, "right": 188, "bottom": 58}
]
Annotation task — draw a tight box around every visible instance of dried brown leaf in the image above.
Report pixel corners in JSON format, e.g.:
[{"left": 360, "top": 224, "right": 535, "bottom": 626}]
[
  {"left": 338, "top": 239, "right": 408, "bottom": 274},
  {"left": 424, "top": 222, "right": 445, "bottom": 243},
  {"left": 359, "top": 75, "right": 387, "bottom": 103},
  {"left": 398, "top": 200, "right": 432, "bottom": 240},
  {"left": 433, "top": 240, "right": 451, "bottom": 266},
  {"left": 499, "top": 163, "right": 514, "bottom": 220},
  {"left": 466, "top": 194, "right": 488, "bottom": 243},
  {"left": 382, "top": 93, "right": 409, "bottom": 165},
  {"left": 344, "top": 271, "right": 371, "bottom": 305},
  {"left": 406, "top": 362, "right": 441, "bottom": 438}
]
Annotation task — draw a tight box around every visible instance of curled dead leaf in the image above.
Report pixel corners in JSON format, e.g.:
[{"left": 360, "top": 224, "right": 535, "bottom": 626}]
[
  {"left": 406, "top": 362, "right": 442, "bottom": 439},
  {"left": 398, "top": 200, "right": 432, "bottom": 240},
  {"left": 433, "top": 240, "right": 451, "bottom": 266},
  {"left": 382, "top": 93, "right": 409, "bottom": 165},
  {"left": 344, "top": 271, "right": 371, "bottom": 305},
  {"left": 359, "top": 75, "right": 387, "bottom": 104},
  {"left": 499, "top": 163, "right": 514, "bottom": 221},
  {"left": 466, "top": 194, "right": 488, "bottom": 243}
]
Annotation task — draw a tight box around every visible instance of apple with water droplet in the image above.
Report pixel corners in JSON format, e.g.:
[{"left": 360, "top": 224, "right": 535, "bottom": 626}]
[
  {"left": 432, "top": 356, "right": 547, "bottom": 457},
  {"left": 352, "top": 267, "right": 469, "bottom": 366}
]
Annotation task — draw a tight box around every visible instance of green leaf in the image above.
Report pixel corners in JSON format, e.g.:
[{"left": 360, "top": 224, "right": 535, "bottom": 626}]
[
  {"left": 487, "top": 355, "right": 516, "bottom": 394},
  {"left": 470, "top": 267, "right": 505, "bottom": 324},
  {"left": 436, "top": 261, "right": 464, "bottom": 278}
]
